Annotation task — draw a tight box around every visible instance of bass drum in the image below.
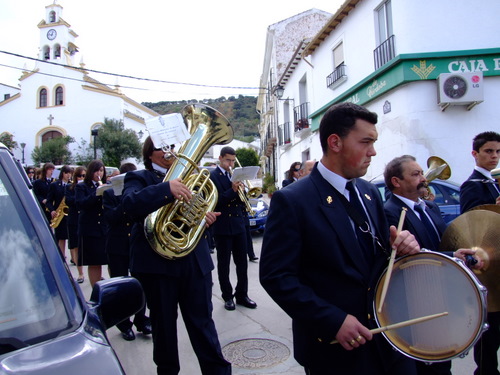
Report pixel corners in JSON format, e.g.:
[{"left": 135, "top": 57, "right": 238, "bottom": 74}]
[{"left": 374, "top": 251, "right": 488, "bottom": 362}]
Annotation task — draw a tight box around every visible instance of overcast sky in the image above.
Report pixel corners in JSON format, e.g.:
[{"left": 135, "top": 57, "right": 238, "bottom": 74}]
[{"left": 0, "top": 0, "right": 344, "bottom": 103}]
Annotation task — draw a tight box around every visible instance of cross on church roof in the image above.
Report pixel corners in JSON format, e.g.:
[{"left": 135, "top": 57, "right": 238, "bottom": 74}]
[{"left": 48, "top": 114, "right": 54, "bottom": 125}]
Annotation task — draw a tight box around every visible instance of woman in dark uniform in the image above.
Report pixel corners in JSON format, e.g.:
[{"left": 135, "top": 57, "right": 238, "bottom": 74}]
[
  {"left": 65, "top": 166, "right": 86, "bottom": 283},
  {"left": 32, "top": 162, "right": 55, "bottom": 224},
  {"left": 75, "top": 160, "right": 107, "bottom": 287},
  {"left": 46, "top": 165, "right": 72, "bottom": 257}
]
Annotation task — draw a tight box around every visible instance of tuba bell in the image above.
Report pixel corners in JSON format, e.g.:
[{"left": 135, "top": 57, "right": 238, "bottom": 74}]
[
  {"left": 144, "top": 104, "right": 234, "bottom": 259},
  {"left": 422, "top": 156, "right": 451, "bottom": 199}
]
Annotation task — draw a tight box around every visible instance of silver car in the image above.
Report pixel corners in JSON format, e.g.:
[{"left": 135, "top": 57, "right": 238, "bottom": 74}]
[{"left": 0, "top": 143, "right": 144, "bottom": 374}]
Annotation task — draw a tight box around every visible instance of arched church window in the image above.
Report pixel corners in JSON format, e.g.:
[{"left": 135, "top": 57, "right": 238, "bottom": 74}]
[
  {"left": 43, "top": 46, "right": 50, "bottom": 60},
  {"left": 55, "top": 86, "right": 64, "bottom": 106},
  {"left": 49, "top": 11, "right": 56, "bottom": 23},
  {"left": 39, "top": 89, "right": 48, "bottom": 107},
  {"left": 54, "top": 44, "right": 61, "bottom": 59}
]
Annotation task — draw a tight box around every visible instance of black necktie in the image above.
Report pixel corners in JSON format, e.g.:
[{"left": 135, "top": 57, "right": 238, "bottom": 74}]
[
  {"left": 414, "top": 204, "right": 440, "bottom": 249},
  {"left": 225, "top": 171, "right": 231, "bottom": 181},
  {"left": 346, "top": 181, "right": 374, "bottom": 261}
]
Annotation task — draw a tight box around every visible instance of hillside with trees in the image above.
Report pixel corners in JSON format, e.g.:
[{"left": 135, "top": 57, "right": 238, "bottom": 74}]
[{"left": 142, "top": 95, "right": 259, "bottom": 141}]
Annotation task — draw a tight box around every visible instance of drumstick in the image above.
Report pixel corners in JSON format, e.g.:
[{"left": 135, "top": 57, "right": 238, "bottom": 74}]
[
  {"left": 329, "top": 311, "right": 448, "bottom": 344},
  {"left": 377, "top": 207, "right": 407, "bottom": 314}
]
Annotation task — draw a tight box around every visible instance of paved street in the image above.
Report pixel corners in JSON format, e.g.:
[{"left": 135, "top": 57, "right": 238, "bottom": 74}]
[{"left": 71, "top": 225, "right": 493, "bottom": 375}]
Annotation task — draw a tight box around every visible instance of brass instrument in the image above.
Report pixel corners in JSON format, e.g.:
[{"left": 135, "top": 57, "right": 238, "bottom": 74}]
[
  {"left": 422, "top": 156, "right": 451, "bottom": 200},
  {"left": 235, "top": 156, "right": 262, "bottom": 199},
  {"left": 228, "top": 166, "right": 255, "bottom": 216},
  {"left": 50, "top": 197, "right": 69, "bottom": 228},
  {"left": 144, "top": 104, "right": 233, "bottom": 259}
]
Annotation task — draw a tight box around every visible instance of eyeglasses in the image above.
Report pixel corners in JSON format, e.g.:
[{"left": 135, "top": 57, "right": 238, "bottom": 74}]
[
  {"left": 27, "top": 171, "right": 34, "bottom": 174},
  {"left": 294, "top": 169, "right": 300, "bottom": 172},
  {"left": 76, "top": 174, "right": 86, "bottom": 178}
]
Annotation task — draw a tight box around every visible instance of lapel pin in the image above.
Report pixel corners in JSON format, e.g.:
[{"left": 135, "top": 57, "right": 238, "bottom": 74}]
[
  {"left": 364, "top": 194, "right": 371, "bottom": 201},
  {"left": 326, "top": 196, "right": 333, "bottom": 204}
]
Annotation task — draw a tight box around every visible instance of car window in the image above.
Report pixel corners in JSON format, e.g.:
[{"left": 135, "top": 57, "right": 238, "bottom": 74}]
[
  {"left": 427, "top": 184, "right": 444, "bottom": 204},
  {"left": 0, "top": 167, "right": 73, "bottom": 348}
]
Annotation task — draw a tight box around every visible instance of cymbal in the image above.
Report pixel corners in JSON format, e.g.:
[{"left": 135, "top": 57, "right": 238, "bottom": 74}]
[
  {"left": 470, "top": 204, "right": 500, "bottom": 214},
  {"left": 440, "top": 210, "right": 500, "bottom": 312}
]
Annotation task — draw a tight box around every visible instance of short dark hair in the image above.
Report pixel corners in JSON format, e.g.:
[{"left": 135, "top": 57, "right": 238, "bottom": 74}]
[
  {"left": 220, "top": 146, "right": 235, "bottom": 157},
  {"left": 384, "top": 155, "right": 416, "bottom": 191},
  {"left": 119, "top": 162, "right": 137, "bottom": 174},
  {"left": 472, "top": 131, "right": 500, "bottom": 152},
  {"left": 319, "top": 102, "right": 378, "bottom": 153}
]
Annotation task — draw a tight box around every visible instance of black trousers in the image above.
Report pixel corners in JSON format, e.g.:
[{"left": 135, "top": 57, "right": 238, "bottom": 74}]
[
  {"left": 135, "top": 259, "right": 230, "bottom": 375},
  {"left": 474, "top": 311, "right": 500, "bottom": 375},
  {"left": 107, "top": 252, "right": 148, "bottom": 332},
  {"left": 214, "top": 232, "right": 248, "bottom": 302}
]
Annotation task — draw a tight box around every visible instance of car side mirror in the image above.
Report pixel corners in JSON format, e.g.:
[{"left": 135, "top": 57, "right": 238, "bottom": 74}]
[{"left": 89, "top": 277, "right": 145, "bottom": 330}]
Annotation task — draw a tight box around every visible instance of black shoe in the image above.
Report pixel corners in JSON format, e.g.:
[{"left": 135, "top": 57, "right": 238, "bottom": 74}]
[
  {"left": 224, "top": 299, "right": 235, "bottom": 311},
  {"left": 137, "top": 321, "right": 152, "bottom": 335},
  {"left": 249, "top": 257, "right": 259, "bottom": 262},
  {"left": 236, "top": 296, "right": 257, "bottom": 309},
  {"left": 121, "top": 328, "right": 135, "bottom": 341}
]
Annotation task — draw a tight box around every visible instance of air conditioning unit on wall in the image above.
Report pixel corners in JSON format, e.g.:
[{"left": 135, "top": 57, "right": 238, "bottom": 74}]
[{"left": 437, "top": 72, "right": 484, "bottom": 111}]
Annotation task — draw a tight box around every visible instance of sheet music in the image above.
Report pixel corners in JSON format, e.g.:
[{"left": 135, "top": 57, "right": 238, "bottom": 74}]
[
  {"left": 145, "top": 113, "right": 190, "bottom": 149},
  {"left": 231, "top": 166, "right": 260, "bottom": 182}
]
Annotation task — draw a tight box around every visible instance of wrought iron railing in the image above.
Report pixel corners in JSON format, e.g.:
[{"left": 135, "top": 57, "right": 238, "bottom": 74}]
[
  {"left": 294, "top": 103, "right": 310, "bottom": 132},
  {"left": 326, "top": 63, "right": 346, "bottom": 88},
  {"left": 373, "top": 35, "right": 395, "bottom": 70}
]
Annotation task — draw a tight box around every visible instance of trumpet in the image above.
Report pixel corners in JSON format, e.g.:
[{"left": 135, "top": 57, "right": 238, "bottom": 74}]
[
  {"left": 235, "top": 156, "right": 262, "bottom": 199},
  {"left": 229, "top": 166, "right": 255, "bottom": 216}
]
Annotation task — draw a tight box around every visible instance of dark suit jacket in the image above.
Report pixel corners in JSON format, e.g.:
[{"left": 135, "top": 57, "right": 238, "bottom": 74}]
[
  {"left": 460, "top": 169, "right": 500, "bottom": 213},
  {"left": 282, "top": 178, "right": 294, "bottom": 188},
  {"left": 384, "top": 195, "right": 447, "bottom": 251},
  {"left": 103, "top": 189, "right": 133, "bottom": 256},
  {"left": 121, "top": 169, "right": 214, "bottom": 276},
  {"left": 75, "top": 182, "right": 106, "bottom": 238},
  {"left": 64, "top": 184, "right": 79, "bottom": 227},
  {"left": 46, "top": 180, "right": 66, "bottom": 212},
  {"left": 260, "top": 166, "right": 413, "bottom": 373},
  {"left": 209, "top": 168, "right": 246, "bottom": 236}
]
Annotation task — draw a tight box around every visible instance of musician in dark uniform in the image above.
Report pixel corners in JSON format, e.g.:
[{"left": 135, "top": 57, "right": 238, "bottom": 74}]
[
  {"left": 32, "top": 162, "right": 55, "bottom": 224},
  {"left": 46, "top": 165, "right": 72, "bottom": 257},
  {"left": 260, "top": 103, "right": 420, "bottom": 374},
  {"left": 384, "top": 155, "right": 482, "bottom": 375},
  {"left": 103, "top": 162, "right": 151, "bottom": 342},
  {"left": 209, "top": 146, "right": 257, "bottom": 311},
  {"left": 65, "top": 166, "right": 86, "bottom": 283},
  {"left": 75, "top": 160, "right": 107, "bottom": 288},
  {"left": 122, "top": 136, "right": 230, "bottom": 375},
  {"left": 460, "top": 131, "right": 500, "bottom": 375}
]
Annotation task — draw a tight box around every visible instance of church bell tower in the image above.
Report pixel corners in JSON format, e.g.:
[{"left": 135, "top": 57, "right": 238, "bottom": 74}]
[{"left": 37, "top": 2, "right": 79, "bottom": 65}]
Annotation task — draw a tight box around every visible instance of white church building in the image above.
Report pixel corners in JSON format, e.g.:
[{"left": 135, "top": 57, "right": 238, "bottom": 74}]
[{"left": 0, "top": 2, "right": 158, "bottom": 166}]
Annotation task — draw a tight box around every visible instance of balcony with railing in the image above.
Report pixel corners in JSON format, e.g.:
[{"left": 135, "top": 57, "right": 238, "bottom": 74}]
[
  {"left": 373, "top": 35, "right": 395, "bottom": 70},
  {"left": 326, "top": 63, "right": 347, "bottom": 89},
  {"left": 293, "top": 102, "right": 311, "bottom": 137},
  {"left": 278, "top": 122, "right": 292, "bottom": 150}
]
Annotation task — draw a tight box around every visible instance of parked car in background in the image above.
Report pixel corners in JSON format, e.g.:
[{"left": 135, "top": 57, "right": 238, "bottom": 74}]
[
  {"left": 0, "top": 143, "right": 144, "bottom": 374},
  {"left": 373, "top": 179, "right": 461, "bottom": 224},
  {"left": 248, "top": 198, "right": 269, "bottom": 233}
]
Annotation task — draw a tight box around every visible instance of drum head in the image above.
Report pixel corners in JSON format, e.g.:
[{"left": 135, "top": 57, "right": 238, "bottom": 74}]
[{"left": 374, "top": 252, "right": 487, "bottom": 362}]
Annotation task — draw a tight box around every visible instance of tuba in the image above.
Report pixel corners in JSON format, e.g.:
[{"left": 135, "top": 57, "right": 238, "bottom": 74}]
[
  {"left": 422, "top": 156, "right": 451, "bottom": 200},
  {"left": 144, "top": 104, "right": 233, "bottom": 259},
  {"left": 50, "top": 197, "right": 69, "bottom": 228}
]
